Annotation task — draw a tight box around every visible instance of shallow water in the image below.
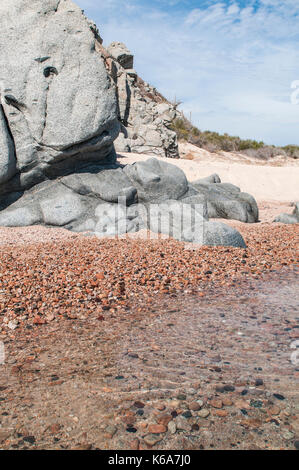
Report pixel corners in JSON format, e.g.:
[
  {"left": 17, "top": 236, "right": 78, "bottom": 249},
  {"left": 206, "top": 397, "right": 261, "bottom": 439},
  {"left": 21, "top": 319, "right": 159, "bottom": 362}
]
[
  {"left": 104, "top": 268, "right": 299, "bottom": 401},
  {"left": 1, "top": 268, "right": 298, "bottom": 449}
]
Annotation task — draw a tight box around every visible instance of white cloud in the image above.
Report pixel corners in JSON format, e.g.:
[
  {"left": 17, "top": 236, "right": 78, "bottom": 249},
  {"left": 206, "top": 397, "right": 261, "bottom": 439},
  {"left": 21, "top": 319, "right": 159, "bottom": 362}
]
[{"left": 77, "top": 0, "right": 299, "bottom": 145}]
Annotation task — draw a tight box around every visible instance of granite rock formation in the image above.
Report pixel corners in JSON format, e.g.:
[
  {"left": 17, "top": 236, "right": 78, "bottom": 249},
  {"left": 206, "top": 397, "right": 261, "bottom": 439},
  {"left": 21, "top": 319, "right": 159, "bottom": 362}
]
[
  {"left": 190, "top": 175, "right": 259, "bottom": 223},
  {"left": 0, "top": 155, "right": 247, "bottom": 248},
  {"left": 274, "top": 202, "right": 299, "bottom": 224},
  {"left": 0, "top": 0, "right": 255, "bottom": 248},
  {"left": 0, "top": 0, "right": 119, "bottom": 201},
  {"left": 96, "top": 41, "right": 180, "bottom": 158}
]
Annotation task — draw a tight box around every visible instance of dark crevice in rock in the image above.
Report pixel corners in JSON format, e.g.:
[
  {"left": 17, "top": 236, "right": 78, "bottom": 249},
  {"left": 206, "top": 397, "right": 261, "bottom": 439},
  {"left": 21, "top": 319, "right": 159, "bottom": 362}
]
[
  {"left": 43, "top": 66, "right": 58, "bottom": 78},
  {"left": 0, "top": 103, "right": 17, "bottom": 163},
  {"left": 4, "top": 95, "right": 26, "bottom": 112},
  {"left": 41, "top": 82, "right": 50, "bottom": 141},
  {"left": 34, "top": 56, "right": 51, "bottom": 63},
  {"left": 54, "top": 0, "right": 61, "bottom": 12}
]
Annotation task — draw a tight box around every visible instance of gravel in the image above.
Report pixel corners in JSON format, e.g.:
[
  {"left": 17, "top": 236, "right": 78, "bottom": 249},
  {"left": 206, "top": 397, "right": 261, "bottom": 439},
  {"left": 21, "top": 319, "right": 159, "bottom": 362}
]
[{"left": 0, "top": 221, "right": 297, "bottom": 331}]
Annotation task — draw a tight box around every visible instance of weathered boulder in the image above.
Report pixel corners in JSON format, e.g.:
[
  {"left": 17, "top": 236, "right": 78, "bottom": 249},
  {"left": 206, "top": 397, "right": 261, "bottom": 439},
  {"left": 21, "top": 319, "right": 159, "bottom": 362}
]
[
  {"left": 196, "top": 173, "right": 221, "bottom": 184},
  {"left": 274, "top": 202, "right": 299, "bottom": 224},
  {"left": 144, "top": 200, "right": 246, "bottom": 247},
  {"left": 190, "top": 176, "right": 259, "bottom": 223},
  {"left": 90, "top": 198, "right": 246, "bottom": 247},
  {"left": 61, "top": 168, "right": 137, "bottom": 205},
  {"left": 94, "top": 203, "right": 145, "bottom": 238},
  {"left": 123, "top": 157, "right": 188, "bottom": 202},
  {"left": 0, "top": 0, "right": 119, "bottom": 196},
  {"left": 203, "top": 221, "right": 246, "bottom": 248},
  {"left": 0, "top": 155, "right": 251, "bottom": 247},
  {"left": 0, "top": 180, "right": 91, "bottom": 228}
]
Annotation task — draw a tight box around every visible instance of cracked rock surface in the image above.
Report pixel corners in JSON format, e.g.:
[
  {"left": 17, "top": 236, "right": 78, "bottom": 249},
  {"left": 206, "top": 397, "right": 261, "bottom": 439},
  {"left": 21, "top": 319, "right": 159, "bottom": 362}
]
[{"left": 0, "top": 0, "right": 119, "bottom": 197}]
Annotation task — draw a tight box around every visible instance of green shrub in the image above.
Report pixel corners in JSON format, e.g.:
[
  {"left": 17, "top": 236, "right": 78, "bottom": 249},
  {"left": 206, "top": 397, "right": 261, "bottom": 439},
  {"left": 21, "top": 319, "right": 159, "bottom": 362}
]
[{"left": 170, "top": 115, "right": 297, "bottom": 158}]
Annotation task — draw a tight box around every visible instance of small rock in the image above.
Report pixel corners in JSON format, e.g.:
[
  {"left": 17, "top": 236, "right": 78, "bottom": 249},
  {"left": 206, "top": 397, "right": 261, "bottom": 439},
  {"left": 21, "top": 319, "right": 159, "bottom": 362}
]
[
  {"left": 23, "top": 436, "right": 36, "bottom": 445},
  {"left": 104, "top": 425, "right": 117, "bottom": 438},
  {"left": 133, "top": 401, "right": 145, "bottom": 409},
  {"left": 148, "top": 424, "right": 167, "bottom": 434},
  {"left": 8, "top": 320, "right": 18, "bottom": 330},
  {"left": 223, "top": 385, "right": 235, "bottom": 392},
  {"left": 46, "top": 313, "right": 55, "bottom": 322},
  {"left": 176, "top": 416, "right": 191, "bottom": 432},
  {"left": 182, "top": 411, "right": 192, "bottom": 419},
  {"left": 72, "top": 444, "right": 92, "bottom": 450},
  {"left": 222, "top": 398, "right": 233, "bottom": 406},
  {"left": 156, "top": 414, "right": 172, "bottom": 426},
  {"left": 126, "top": 427, "right": 137, "bottom": 433},
  {"left": 130, "top": 438, "right": 140, "bottom": 450},
  {"left": 250, "top": 400, "right": 263, "bottom": 409},
  {"left": 255, "top": 379, "right": 264, "bottom": 387},
  {"left": 49, "top": 423, "right": 61, "bottom": 434},
  {"left": 268, "top": 406, "right": 280, "bottom": 416},
  {"left": 210, "top": 399, "right": 223, "bottom": 409},
  {"left": 0, "top": 431, "right": 11, "bottom": 443},
  {"left": 283, "top": 431, "right": 294, "bottom": 441},
  {"left": 177, "top": 394, "right": 187, "bottom": 401},
  {"left": 294, "top": 441, "right": 299, "bottom": 450},
  {"left": 235, "top": 399, "right": 251, "bottom": 410},
  {"left": 198, "top": 409, "right": 210, "bottom": 418},
  {"left": 168, "top": 421, "right": 177, "bottom": 434},
  {"left": 188, "top": 401, "right": 202, "bottom": 411},
  {"left": 273, "top": 393, "right": 285, "bottom": 401},
  {"left": 214, "top": 409, "right": 228, "bottom": 417},
  {"left": 156, "top": 404, "right": 166, "bottom": 411},
  {"left": 144, "top": 434, "right": 163, "bottom": 447}
]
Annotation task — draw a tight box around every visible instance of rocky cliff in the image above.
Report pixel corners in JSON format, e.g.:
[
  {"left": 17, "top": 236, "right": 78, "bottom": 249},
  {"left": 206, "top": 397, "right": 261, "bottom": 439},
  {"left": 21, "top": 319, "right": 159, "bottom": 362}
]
[{"left": 96, "top": 41, "right": 180, "bottom": 158}]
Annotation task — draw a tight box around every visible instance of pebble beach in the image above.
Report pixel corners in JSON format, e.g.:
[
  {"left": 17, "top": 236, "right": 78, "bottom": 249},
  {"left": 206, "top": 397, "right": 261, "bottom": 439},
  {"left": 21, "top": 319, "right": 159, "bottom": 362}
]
[{"left": 0, "top": 218, "right": 298, "bottom": 450}]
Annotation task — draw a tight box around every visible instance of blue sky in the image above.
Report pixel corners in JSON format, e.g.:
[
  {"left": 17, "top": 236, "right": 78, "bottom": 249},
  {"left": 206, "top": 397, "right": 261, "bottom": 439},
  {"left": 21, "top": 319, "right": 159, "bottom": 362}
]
[{"left": 77, "top": 0, "right": 299, "bottom": 146}]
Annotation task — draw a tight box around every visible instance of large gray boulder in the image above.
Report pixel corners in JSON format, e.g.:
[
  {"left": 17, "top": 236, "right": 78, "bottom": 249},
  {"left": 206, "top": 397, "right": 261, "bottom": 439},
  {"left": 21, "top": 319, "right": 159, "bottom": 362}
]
[
  {"left": 0, "top": 156, "right": 250, "bottom": 248},
  {"left": 274, "top": 202, "right": 299, "bottom": 224},
  {"left": 0, "top": 0, "right": 119, "bottom": 196},
  {"left": 190, "top": 176, "right": 259, "bottom": 223},
  {"left": 144, "top": 200, "right": 246, "bottom": 247},
  {"left": 123, "top": 158, "right": 188, "bottom": 202},
  {"left": 61, "top": 168, "right": 137, "bottom": 205},
  {"left": 91, "top": 198, "right": 246, "bottom": 248}
]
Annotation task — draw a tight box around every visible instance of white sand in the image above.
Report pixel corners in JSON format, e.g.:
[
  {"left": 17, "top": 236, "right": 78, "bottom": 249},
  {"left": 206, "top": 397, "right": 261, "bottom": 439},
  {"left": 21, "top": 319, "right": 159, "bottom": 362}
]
[{"left": 118, "top": 144, "right": 299, "bottom": 203}]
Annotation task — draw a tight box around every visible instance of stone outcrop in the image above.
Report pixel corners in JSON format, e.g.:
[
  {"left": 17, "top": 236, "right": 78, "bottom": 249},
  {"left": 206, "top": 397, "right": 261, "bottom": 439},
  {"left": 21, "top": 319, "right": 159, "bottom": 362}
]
[
  {"left": 0, "top": 0, "right": 119, "bottom": 202},
  {"left": 189, "top": 175, "right": 259, "bottom": 223},
  {"left": 274, "top": 203, "right": 299, "bottom": 224},
  {"left": 0, "top": 156, "right": 247, "bottom": 248},
  {"left": 0, "top": 0, "right": 257, "bottom": 248},
  {"left": 96, "top": 41, "right": 180, "bottom": 158}
]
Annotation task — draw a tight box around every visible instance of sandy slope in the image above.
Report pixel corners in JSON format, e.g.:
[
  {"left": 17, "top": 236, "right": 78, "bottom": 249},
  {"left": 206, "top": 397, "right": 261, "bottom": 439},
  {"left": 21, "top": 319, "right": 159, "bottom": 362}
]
[{"left": 118, "top": 143, "right": 299, "bottom": 203}]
